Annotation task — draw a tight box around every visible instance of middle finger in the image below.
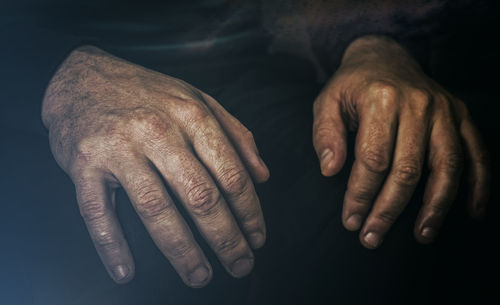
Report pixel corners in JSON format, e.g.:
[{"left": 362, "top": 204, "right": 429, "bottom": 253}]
[
  {"left": 144, "top": 142, "right": 255, "bottom": 278},
  {"left": 360, "top": 100, "right": 430, "bottom": 249},
  {"left": 342, "top": 92, "right": 398, "bottom": 231},
  {"left": 188, "top": 115, "right": 266, "bottom": 249}
]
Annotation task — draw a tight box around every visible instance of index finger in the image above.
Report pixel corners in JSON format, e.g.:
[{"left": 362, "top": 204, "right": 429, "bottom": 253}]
[
  {"left": 114, "top": 160, "right": 213, "bottom": 288},
  {"left": 342, "top": 91, "right": 398, "bottom": 231},
  {"left": 74, "top": 171, "right": 135, "bottom": 284}
]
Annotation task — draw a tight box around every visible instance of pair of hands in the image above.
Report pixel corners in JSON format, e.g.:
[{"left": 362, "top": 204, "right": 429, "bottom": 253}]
[{"left": 42, "top": 36, "right": 490, "bottom": 287}]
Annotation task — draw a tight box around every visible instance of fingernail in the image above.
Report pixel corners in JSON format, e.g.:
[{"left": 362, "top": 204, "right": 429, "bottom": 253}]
[
  {"left": 249, "top": 232, "right": 265, "bottom": 249},
  {"left": 231, "top": 257, "right": 254, "bottom": 278},
  {"left": 421, "top": 227, "right": 437, "bottom": 240},
  {"left": 320, "top": 149, "right": 333, "bottom": 172},
  {"left": 188, "top": 266, "right": 210, "bottom": 286},
  {"left": 112, "top": 265, "right": 129, "bottom": 281},
  {"left": 363, "top": 232, "right": 381, "bottom": 249},
  {"left": 345, "top": 214, "right": 362, "bottom": 230}
]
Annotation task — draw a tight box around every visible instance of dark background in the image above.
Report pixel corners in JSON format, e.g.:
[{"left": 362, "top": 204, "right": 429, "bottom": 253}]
[{"left": 1, "top": 1, "right": 499, "bottom": 304}]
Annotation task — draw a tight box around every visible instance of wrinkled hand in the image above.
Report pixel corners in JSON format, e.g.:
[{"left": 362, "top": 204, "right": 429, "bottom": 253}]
[
  {"left": 313, "top": 36, "right": 490, "bottom": 249},
  {"left": 42, "top": 46, "right": 269, "bottom": 286}
]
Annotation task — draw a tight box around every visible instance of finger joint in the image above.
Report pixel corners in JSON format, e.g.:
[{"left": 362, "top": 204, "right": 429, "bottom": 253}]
[
  {"left": 435, "top": 152, "right": 464, "bottom": 175},
  {"left": 392, "top": 162, "right": 421, "bottom": 187},
  {"left": 219, "top": 167, "right": 249, "bottom": 197},
  {"left": 375, "top": 209, "right": 399, "bottom": 225},
  {"left": 79, "top": 199, "right": 108, "bottom": 222},
  {"left": 360, "top": 149, "right": 390, "bottom": 174},
  {"left": 167, "top": 238, "right": 195, "bottom": 260},
  {"left": 185, "top": 182, "right": 220, "bottom": 217},
  {"left": 134, "top": 184, "right": 171, "bottom": 219},
  {"left": 214, "top": 232, "right": 243, "bottom": 255},
  {"left": 93, "top": 230, "right": 122, "bottom": 253},
  {"left": 367, "top": 81, "right": 399, "bottom": 102}
]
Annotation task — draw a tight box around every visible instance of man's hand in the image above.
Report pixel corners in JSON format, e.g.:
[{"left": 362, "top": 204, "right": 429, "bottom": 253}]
[
  {"left": 42, "top": 46, "right": 269, "bottom": 286},
  {"left": 313, "top": 36, "right": 490, "bottom": 249}
]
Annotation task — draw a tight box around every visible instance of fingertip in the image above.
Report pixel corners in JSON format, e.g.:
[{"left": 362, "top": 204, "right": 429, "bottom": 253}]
[
  {"left": 414, "top": 226, "right": 437, "bottom": 245},
  {"left": 186, "top": 265, "right": 213, "bottom": 288},
  {"left": 343, "top": 214, "right": 362, "bottom": 231},
  {"left": 360, "top": 231, "right": 383, "bottom": 250},
  {"left": 110, "top": 263, "right": 135, "bottom": 284},
  {"left": 229, "top": 256, "right": 254, "bottom": 278}
]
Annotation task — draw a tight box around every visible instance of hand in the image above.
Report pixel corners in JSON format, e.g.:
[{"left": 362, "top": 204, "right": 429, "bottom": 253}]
[
  {"left": 312, "top": 36, "right": 490, "bottom": 249},
  {"left": 42, "top": 46, "right": 270, "bottom": 286}
]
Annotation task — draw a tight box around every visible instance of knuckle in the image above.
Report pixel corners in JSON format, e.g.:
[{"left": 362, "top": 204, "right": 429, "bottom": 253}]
[
  {"left": 73, "top": 137, "right": 100, "bottom": 165},
  {"left": 349, "top": 186, "right": 375, "bottom": 205},
  {"left": 219, "top": 167, "right": 248, "bottom": 196},
  {"left": 408, "top": 88, "right": 432, "bottom": 116},
  {"left": 214, "top": 232, "right": 242, "bottom": 254},
  {"left": 129, "top": 108, "right": 169, "bottom": 138},
  {"left": 437, "top": 95, "right": 456, "bottom": 118},
  {"left": 410, "top": 88, "right": 432, "bottom": 104},
  {"left": 180, "top": 99, "right": 209, "bottom": 122},
  {"left": 429, "top": 202, "right": 448, "bottom": 217},
  {"left": 241, "top": 128, "right": 255, "bottom": 143},
  {"left": 313, "top": 124, "right": 334, "bottom": 141},
  {"left": 239, "top": 208, "right": 261, "bottom": 226},
  {"left": 103, "top": 132, "right": 129, "bottom": 149},
  {"left": 359, "top": 148, "right": 390, "bottom": 174},
  {"left": 436, "top": 152, "right": 464, "bottom": 174},
  {"left": 375, "top": 209, "right": 399, "bottom": 225},
  {"left": 93, "top": 230, "right": 121, "bottom": 253},
  {"left": 134, "top": 183, "right": 170, "bottom": 219},
  {"left": 392, "top": 161, "right": 421, "bottom": 186},
  {"left": 186, "top": 182, "right": 220, "bottom": 217},
  {"left": 451, "top": 98, "right": 469, "bottom": 119},
  {"left": 79, "top": 199, "right": 108, "bottom": 222},
  {"left": 367, "top": 81, "right": 399, "bottom": 101}
]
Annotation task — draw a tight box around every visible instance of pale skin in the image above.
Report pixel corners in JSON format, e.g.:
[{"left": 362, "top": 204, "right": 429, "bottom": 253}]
[{"left": 42, "top": 36, "right": 490, "bottom": 286}]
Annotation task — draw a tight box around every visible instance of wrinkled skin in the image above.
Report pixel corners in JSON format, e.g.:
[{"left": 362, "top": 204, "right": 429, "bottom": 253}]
[
  {"left": 42, "top": 35, "right": 491, "bottom": 288},
  {"left": 42, "top": 46, "right": 270, "bottom": 287},
  {"left": 313, "top": 36, "right": 490, "bottom": 249}
]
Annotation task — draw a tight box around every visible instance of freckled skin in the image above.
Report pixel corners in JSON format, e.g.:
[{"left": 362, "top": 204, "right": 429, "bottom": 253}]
[
  {"left": 42, "top": 45, "right": 270, "bottom": 286},
  {"left": 313, "top": 36, "right": 490, "bottom": 249}
]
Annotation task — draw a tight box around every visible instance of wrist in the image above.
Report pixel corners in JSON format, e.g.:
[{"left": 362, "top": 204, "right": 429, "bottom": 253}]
[{"left": 341, "top": 35, "right": 412, "bottom": 66}]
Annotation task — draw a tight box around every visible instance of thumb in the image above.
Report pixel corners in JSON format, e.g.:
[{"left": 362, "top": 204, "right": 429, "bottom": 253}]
[{"left": 313, "top": 94, "right": 348, "bottom": 176}]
